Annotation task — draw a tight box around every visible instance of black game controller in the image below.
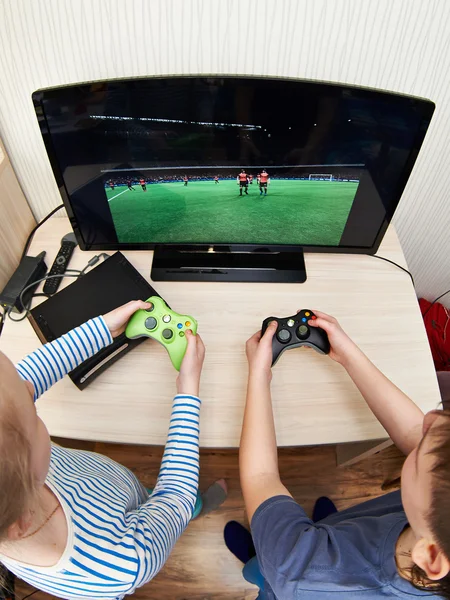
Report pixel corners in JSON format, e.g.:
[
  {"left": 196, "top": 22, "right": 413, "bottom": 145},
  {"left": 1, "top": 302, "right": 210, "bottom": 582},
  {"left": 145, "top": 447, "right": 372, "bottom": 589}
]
[{"left": 261, "top": 309, "right": 330, "bottom": 366}]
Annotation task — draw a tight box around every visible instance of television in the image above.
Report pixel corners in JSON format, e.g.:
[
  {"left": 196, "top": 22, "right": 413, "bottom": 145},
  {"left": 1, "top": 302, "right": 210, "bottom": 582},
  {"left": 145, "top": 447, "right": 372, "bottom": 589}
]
[{"left": 33, "top": 76, "right": 434, "bottom": 282}]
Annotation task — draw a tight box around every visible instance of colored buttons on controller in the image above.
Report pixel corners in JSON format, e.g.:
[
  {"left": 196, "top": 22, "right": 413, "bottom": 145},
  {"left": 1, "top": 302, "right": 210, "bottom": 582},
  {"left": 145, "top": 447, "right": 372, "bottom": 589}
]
[
  {"left": 311, "top": 315, "right": 317, "bottom": 320},
  {"left": 185, "top": 321, "right": 191, "bottom": 327},
  {"left": 297, "top": 325, "right": 310, "bottom": 339},
  {"left": 305, "top": 311, "right": 311, "bottom": 317},
  {"left": 163, "top": 314, "right": 171, "bottom": 323},
  {"left": 179, "top": 331, "right": 185, "bottom": 337},
  {"left": 177, "top": 323, "right": 183, "bottom": 329},
  {"left": 287, "top": 319, "right": 295, "bottom": 327},
  {"left": 302, "top": 317, "right": 307, "bottom": 323},
  {"left": 145, "top": 317, "right": 157, "bottom": 330},
  {"left": 162, "top": 328, "right": 173, "bottom": 340},
  {"left": 277, "top": 329, "right": 291, "bottom": 343},
  {"left": 145, "top": 303, "right": 154, "bottom": 312}
]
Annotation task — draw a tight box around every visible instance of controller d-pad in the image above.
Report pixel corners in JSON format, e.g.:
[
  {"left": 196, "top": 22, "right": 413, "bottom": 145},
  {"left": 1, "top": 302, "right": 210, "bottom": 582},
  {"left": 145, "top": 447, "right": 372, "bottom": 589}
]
[
  {"left": 277, "top": 329, "right": 291, "bottom": 343},
  {"left": 145, "top": 317, "right": 157, "bottom": 330},
  {"left": 297, "top": 324, "right": 310, "bottom": 339},
  {"left": 162, "top": 328, "right": 173, "bottom": 340}
]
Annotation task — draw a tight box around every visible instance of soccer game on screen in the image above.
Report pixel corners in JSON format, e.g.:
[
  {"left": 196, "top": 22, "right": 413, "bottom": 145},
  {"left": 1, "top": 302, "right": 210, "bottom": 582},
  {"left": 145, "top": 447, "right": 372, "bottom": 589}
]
[{"left": 96, "top": 79, "right": 365, "bottom": 246}]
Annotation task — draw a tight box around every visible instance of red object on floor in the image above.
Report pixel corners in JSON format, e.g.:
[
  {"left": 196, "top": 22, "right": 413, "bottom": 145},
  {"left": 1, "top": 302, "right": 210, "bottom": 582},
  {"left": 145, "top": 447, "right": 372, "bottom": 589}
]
[{"left": 420, "top": 298, "right": 450, "bottom": 371}]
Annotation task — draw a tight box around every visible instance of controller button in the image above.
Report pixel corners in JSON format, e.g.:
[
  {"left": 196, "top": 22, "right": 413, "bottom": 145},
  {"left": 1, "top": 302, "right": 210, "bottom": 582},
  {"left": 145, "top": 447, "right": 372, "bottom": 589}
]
[
  {"left": 287, "top": 319, "right": 295, "bottom": 327},
  {"left": 145, "top": 317, "right": 157, "bottom": 330},
  {"left": 311, "top": 315, "right": 317, "bottom": 320},
  {"left": 297, "top": 325, "right": 310, "bottom": 339},
  {"left": 163, "top": 314, "right": 171, "bottom": 323},
  {"left": 177, "top": 323, "right": 183, "bottom": 329},
  {"left": 179, "top": 331, "right": 185, "bottom": 337},
  {"left": 185, "top": 321, "right": 191, "bottom": 327},
  {"left": 145, "top": 303, "right": 154, "bottom": 312},
  {"left": 302, "top": 317, "right": 307, "bottom": 323},
  {"left": 162, "top": 328, "right": 173, "bottom": 340},
  {"left": 277, "top": 329, "right": 291, "bottom": 343},
  {"left": 305, "top": 311, "right": 311, "bottom": 317}
]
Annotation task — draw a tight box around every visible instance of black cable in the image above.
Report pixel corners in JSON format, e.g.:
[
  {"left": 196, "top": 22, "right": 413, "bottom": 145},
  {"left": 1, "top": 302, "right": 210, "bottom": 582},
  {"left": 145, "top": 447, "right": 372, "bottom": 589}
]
[
  {"left": 371, "top": 254, "right": 415, "bottom": 287},
  {"left": 20, "top": 203, "right": 65, "bottom": 261},
  {"left": 6, "top": 255, "right": 110, "bottom": 322},
  {"left": 0, "top": 305, "right": 6, "bottom": 337},
  {"left": 21, "top": 589, "right": 39, "bottom": 600},
  {"left": 17, "top": 273, "right": 81, "bottom": 314},
  {"left": 422, "top": 289, "right": 450, "bottom": 318}
]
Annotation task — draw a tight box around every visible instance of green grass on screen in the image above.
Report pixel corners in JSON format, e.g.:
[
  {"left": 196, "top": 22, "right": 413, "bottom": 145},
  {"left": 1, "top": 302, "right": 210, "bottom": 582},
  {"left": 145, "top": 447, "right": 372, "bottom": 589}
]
[{"left": 106, "top": 179, "right": 358, "bottom": 246}]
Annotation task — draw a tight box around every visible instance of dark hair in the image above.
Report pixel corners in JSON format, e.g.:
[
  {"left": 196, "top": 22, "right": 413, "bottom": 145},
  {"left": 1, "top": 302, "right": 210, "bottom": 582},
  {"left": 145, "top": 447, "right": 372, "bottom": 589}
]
[{"left": 407, "top": 410, "right": 450, "bottom": 598}]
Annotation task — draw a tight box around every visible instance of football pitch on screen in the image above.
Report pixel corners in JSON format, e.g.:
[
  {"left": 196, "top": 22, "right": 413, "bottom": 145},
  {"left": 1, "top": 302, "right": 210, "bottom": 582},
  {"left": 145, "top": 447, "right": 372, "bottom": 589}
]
[{"left": 106, "top": 179, "right": 358, "bottom": 246}]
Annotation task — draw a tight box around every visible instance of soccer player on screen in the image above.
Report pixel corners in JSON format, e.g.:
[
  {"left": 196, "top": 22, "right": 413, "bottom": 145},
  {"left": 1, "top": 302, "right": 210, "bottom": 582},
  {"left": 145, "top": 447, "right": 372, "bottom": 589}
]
[
  {"left": 139, "top": 178, "right": 147, "bottom": 191},
  {"left": 127, "top": 179, "right": 135, "bottom": 191},
  {"left": 183, "top": 175, "right": 188, "bottom": 186},
  {"left": 214, "top": 175, "right": 219, "bottom": 184},
  {"left": 249, "top": 174, "right": 253, "bottom": 185},
  {"left": 259, "top": 169, "right": 270, "bottom": 196},
  {"left": 108, "top": 180, "right": 115, "bottom": 191},
  {"left": 237, "top": 170, "right": 249, "bottom": 196}
]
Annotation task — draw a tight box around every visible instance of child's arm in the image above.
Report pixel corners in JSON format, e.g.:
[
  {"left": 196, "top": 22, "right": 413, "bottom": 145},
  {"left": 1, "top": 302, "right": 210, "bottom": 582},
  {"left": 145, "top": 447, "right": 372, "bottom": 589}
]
[
  {"left": 240, "top": 322, "right": 292, "bottom": 523},
  {"left": 309, "top": 311, "right": 424, "bottom": 455},
  {"left": 15, "top": 300, "right": 149, "bottom": 401},
  {"left": 125, "top": 331, "right": 205, "bottom": 584}
]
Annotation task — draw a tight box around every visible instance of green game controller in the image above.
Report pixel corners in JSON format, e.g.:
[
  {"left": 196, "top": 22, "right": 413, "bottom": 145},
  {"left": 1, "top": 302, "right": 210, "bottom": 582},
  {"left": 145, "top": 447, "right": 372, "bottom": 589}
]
[{"left": 125, "top": 296, "right": 198, "bottom": 371}]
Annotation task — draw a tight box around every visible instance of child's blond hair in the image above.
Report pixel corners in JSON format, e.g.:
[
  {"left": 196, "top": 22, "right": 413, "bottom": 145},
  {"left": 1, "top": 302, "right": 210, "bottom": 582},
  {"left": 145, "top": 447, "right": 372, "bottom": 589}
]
[{"left": 0, "top": 370, "right": 36, "bottom": 542}]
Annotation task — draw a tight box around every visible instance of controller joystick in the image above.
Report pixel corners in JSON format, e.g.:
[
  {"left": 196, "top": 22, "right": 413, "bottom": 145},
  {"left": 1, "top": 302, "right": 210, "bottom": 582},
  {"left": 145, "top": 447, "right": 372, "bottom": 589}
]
[{"left": 261, "top": 309, "right": 330, "bottom": 366}]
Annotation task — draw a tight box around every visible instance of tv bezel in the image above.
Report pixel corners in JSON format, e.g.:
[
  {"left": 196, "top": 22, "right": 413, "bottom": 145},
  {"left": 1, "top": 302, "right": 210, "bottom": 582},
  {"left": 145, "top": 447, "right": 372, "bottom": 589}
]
[{"left": 32, "top": 75, "right": 435, "bottom": 255}]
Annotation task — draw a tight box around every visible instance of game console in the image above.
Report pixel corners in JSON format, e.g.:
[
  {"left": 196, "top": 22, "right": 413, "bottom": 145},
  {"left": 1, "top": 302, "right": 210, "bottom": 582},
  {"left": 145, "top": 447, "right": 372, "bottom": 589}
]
[
  {"left": 261, "top": 309, "right": 330, "bottom": 366},
  {"left": 126, "top": 296, "right": 198, "bottom": 371}
]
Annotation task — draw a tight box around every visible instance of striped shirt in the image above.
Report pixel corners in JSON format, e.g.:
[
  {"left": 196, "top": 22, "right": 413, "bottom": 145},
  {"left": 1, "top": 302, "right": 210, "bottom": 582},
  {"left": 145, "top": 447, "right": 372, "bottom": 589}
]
[{"left": 0, "top": 317, "right": 201, "bottom": 599}]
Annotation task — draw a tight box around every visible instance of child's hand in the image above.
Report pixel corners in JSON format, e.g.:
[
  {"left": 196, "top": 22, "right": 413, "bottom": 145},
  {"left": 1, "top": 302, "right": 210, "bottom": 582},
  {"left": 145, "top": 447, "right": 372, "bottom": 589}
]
[
  {"left": 308, "top": 310, "right": 359, "bottom": 365},
  {"left": 246, "top": 320, "right": 277, "bottom": 381},
  {"left": 177, "top": 330, "right": 205, "bottom": 397},
  {"left": 103, "top": 300, "right": 151, "bottom": 338}
]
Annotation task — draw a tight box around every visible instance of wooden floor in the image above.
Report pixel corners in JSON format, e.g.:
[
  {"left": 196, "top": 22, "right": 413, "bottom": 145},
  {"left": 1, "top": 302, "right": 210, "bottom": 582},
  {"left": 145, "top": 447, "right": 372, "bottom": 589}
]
[{"left": 13, "top": 439, "right": 404, "bottom": 600}]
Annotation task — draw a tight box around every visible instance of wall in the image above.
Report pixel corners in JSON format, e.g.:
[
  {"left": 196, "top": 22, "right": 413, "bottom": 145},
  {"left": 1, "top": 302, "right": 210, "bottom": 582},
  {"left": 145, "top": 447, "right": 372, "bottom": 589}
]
[
  {"left": 0, "top": 0, "right": 448, "bottom": 303},
  {"left": 0, "top": 139, "right": 36, "bottom": 290}
]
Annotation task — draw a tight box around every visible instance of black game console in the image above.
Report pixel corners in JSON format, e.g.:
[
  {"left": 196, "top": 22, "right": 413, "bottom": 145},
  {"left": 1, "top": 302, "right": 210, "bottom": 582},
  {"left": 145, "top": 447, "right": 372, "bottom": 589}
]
[
  {"left": 29, "top": 252, "right": 161, "bottom": 389},
  {"left": 261, "top": 309, "right": 330, "bottom": 366}
]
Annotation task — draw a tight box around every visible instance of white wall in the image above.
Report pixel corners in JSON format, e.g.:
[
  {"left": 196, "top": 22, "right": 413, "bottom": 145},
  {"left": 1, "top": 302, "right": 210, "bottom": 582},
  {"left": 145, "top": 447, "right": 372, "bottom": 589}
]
[{"left": 0, "top": 0, "right": 449, "bottom": 303}]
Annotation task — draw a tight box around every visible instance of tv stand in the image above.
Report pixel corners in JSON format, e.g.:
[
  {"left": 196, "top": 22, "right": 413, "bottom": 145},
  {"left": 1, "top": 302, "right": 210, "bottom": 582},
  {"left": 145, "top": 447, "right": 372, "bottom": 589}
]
[{"left": 151, "top": 245, "right": 307, "bottom": 283}]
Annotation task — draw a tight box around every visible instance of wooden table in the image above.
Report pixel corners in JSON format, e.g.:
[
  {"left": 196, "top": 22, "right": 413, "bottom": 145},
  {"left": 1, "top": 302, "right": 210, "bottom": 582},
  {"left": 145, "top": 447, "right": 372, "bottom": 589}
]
[{"left": 0, "top": 217, "right": 440, "bottom": 460}]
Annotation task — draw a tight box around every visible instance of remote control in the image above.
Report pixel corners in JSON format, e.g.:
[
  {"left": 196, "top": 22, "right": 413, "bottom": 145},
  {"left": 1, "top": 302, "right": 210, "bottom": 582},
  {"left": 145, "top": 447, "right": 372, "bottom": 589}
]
[{"left": 43, "top": 234, "right": 77, "bottom": 295}]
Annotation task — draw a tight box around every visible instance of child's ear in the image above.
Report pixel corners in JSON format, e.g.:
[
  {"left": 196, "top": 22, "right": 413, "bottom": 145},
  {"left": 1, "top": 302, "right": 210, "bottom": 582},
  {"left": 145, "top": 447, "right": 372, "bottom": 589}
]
[
  {"left": 412, "top": 538, "right": 450, "bottom": 581},
  {"left": 7, "top": 511, "right": 33, "bottom": 541}
]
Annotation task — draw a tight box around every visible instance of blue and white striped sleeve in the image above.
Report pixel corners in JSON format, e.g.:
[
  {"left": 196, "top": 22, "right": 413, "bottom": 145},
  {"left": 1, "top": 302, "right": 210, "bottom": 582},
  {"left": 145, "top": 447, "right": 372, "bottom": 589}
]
[
  {"left": 130, "top": 394, "right": 201, "bottom": 586},
  {"left": 15, "top": 316, "right": 113, "bottom": 401}
]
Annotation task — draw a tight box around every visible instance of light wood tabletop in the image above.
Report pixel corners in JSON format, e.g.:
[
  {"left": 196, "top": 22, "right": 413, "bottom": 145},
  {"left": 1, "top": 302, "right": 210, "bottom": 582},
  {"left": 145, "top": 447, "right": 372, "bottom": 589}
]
[{"left": 0, "top": 216, "right": 440, "bottom": 449}]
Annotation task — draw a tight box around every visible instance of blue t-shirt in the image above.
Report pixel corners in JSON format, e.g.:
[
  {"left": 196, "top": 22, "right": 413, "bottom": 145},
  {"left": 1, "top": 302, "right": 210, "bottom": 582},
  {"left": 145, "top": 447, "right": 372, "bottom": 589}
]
[{"left": 251, "top": 491, "right": 440, "bottom": 599}]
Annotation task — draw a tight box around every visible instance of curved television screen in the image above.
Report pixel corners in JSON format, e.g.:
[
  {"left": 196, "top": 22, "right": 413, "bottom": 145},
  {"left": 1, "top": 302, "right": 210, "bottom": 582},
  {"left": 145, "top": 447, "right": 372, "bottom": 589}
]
[{"left": 33, "top": 76, "right": 434, "bottom": 252}]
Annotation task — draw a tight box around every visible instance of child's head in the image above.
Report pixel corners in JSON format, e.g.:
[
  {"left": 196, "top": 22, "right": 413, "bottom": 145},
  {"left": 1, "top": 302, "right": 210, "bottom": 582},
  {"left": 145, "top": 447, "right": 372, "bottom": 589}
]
[
  {"left": 0, "top": 351, "right": 51, "bottom": 543},
  {"left": 401, "top": 409, "right": 450, "bottom": 594}
]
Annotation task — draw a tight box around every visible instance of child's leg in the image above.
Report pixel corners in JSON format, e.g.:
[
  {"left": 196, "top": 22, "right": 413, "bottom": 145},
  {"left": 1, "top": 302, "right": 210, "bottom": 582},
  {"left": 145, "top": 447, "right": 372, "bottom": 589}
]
[
  {"left": 243, "top": 556, "right": 265, "bottom": 591},
  {"left": 312, "top": 496, "right": 338, "bottom": 522}
]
